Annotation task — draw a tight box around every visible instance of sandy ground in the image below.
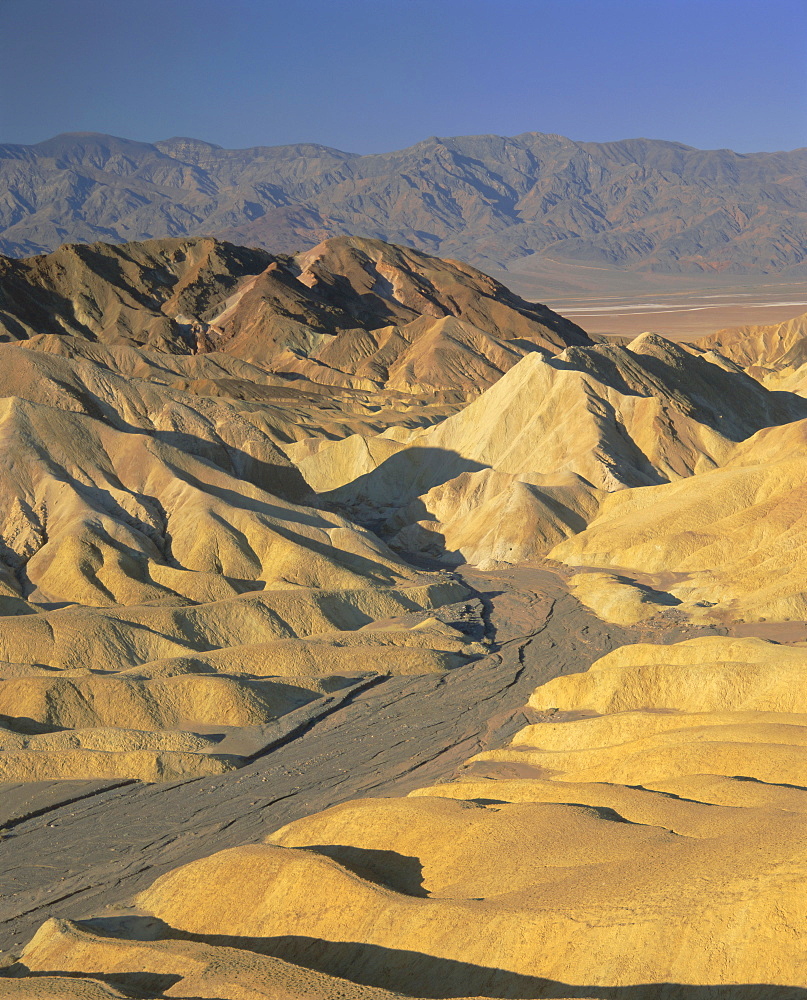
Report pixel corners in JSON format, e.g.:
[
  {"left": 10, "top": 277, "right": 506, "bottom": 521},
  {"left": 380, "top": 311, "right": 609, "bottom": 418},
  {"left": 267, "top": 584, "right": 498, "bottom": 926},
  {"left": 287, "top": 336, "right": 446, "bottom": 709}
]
[
  {"left": 561, "top": 297, "right": 807, "bottom": 341},
  {"left": 0, "top": 565, "right": 718, "bottom": 957},
  {"left": 490, "top": 258, "right": 807, "bottom": 341}
]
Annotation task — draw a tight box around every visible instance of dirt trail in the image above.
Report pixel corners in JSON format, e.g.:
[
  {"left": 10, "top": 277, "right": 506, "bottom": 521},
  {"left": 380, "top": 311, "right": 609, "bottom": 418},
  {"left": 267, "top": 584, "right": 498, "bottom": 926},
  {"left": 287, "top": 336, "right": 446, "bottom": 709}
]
[{"left": 0, "top": 566, "right": 717, "bottom": 954}]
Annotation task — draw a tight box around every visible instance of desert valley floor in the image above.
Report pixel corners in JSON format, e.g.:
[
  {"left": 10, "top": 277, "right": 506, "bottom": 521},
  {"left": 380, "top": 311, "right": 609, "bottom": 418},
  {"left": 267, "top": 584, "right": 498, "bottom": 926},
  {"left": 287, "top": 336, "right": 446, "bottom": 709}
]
[{"left": 0, "top": 234, "right": 807, "bottom": 998}]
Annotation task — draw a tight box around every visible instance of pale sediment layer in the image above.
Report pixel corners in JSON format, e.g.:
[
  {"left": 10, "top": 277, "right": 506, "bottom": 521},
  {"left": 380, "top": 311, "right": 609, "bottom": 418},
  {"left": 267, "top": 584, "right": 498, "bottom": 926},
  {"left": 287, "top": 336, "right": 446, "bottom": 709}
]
[{"left": 0, "top": 577, "right": 479, "bottom": 781}]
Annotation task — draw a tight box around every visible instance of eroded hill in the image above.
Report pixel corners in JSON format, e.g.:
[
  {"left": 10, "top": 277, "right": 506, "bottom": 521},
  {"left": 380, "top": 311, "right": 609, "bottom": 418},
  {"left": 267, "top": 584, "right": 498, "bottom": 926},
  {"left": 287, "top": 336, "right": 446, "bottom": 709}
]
[{"left": 3, "top": 234, "right": 807, "bottom": 998}]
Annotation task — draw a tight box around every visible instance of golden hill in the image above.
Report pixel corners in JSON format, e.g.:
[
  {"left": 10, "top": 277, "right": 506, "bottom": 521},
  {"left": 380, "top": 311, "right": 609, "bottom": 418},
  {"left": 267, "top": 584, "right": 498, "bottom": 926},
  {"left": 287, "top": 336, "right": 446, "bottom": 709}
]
[
  {"left": 301, "top": 332, "right": 807, "bottom": 568},
  {"left": 4, "top": 230, "right": 807, "bottom": 996},
  {"left": 0, "top": 235, "right": 593, "bottom": 787},
  {"left": 0, "top": 246, "right": 516, "bottom": 782},
  {"left": 696, "top": 309, "right": 807, "bottom": 371},
  {"left": 550, "top": 416, "right": 807, "bottom": 623}
]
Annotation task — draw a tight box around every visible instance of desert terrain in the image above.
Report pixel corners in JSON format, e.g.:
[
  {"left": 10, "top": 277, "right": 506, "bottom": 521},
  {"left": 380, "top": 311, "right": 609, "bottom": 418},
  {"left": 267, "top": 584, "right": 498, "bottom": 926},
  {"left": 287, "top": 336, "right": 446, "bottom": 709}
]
[
  {"left": 493, "top": 257, "right": 807, "bottom": 341},
  {"left": 1, "top": 233, "right": 807, "bottom": 998}
]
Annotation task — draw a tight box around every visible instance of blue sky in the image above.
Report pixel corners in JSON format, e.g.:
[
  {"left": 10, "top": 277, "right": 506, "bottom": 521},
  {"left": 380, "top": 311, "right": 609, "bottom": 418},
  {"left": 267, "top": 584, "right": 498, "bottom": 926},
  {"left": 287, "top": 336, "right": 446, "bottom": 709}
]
[{"left": 2, "top": 0, "right": 805, "bottom": 153}]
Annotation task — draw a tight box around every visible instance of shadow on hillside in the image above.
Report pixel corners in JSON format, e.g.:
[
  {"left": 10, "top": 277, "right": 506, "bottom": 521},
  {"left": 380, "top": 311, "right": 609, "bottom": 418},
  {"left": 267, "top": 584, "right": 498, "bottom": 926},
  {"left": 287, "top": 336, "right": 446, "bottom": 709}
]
[
  {"left": 28, "top": 915, "right": 807, "bottom": 1000},
  {"left": 298, "top": 844, "right": 429, "bottom": 896},
  {"left": 124, "top": 422, "right": 311, "bottom": 503},
  {"left": 600, "top": 573, "right": 683, "bottom": 608},
  {"left": 321, "top": 446, "right": 489, "bottom": 509}
]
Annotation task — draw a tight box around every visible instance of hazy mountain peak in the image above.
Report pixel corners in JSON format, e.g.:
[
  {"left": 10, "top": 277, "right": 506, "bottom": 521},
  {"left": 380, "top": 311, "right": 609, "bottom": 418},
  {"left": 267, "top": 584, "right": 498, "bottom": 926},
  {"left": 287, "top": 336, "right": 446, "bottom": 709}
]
[{"left": 155, "top": 136, "right": 225, "bottom": 158}]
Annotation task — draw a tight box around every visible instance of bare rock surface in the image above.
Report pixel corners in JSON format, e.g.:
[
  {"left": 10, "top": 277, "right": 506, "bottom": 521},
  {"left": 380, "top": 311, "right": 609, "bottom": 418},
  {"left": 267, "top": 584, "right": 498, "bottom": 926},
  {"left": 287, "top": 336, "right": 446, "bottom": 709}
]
[
  {"left": 3, "top": 232, "right": 807, "bottom": 997},
  {"left": 0, "top": 235, "right": 588, "bottom": 379},
  {"left": 696, "top": 310, "right": 807, "bottom": 371},
  {"left": 304, "top": 332, "right": 807, "bottom": 571},
  {"left": 0, "top": 237, "right": 590, "bottom": 787},
  {"left": 25, "top": 629, "right": 807, "bottom": 998},
  {"left": 551, "top": 417, "right": 807, "bottom": 622}
]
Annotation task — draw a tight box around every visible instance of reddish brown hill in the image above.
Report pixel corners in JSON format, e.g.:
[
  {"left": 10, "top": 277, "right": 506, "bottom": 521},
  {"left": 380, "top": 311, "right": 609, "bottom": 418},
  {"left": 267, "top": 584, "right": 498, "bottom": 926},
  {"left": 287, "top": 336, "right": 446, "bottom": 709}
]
[{"left": 0, "top": 234, "right": 590, "bottom": 391}]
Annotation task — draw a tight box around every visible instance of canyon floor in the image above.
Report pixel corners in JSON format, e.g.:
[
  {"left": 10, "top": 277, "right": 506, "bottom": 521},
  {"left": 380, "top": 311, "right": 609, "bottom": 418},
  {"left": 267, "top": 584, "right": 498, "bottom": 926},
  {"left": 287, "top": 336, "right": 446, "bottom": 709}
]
[{"left": 0, "top": 564, "right": 719, "bottom": 959}]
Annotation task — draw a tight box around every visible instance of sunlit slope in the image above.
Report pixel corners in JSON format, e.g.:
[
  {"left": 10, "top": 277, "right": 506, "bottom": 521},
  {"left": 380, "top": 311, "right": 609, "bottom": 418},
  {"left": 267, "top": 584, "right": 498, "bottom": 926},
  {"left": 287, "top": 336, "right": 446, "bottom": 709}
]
[
  {"left": 551, "top": 417, "right": 807, "bottom": 622},
  {"left": 0, "top": 577, "right": 476, "bottom": 781},
  {"left": 301, "top": 333, "right": 807, "bottom": 568},
  {"left": 697, "top": 310, "right": 807, "bottom": 371}
]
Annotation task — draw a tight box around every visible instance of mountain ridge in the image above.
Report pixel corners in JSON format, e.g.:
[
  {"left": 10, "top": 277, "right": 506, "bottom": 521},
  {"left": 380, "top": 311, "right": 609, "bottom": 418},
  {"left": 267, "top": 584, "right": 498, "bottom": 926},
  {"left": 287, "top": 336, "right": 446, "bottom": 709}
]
[
  {"left": 0, "top": 234, "right": 589, "bottom": 380},
  {"left": 2, "top": 129, "right": 805, "bottom": 274}
]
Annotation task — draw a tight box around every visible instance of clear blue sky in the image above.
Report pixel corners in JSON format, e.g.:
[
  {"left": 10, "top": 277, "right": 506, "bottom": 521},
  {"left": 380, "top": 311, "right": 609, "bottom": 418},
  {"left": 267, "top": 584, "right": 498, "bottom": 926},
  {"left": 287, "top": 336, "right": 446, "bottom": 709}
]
[{"left": 2, "top": 0, "right": 805, "bottom": 153}]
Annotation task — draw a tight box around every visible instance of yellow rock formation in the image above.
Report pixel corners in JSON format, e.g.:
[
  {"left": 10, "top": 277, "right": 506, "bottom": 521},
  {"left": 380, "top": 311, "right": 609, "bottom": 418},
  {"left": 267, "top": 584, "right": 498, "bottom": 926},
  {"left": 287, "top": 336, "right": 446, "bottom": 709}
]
[
  {"left": 697, "top": 310, "right": 807, "bottom": 370},
  {"left": 0, "top": 577, "right": 475, "bottom": 780},
  {"left": 552, "top": 418, "right": 807, "bottom": 622},
  {"left": 5, "top": 233, "right": 807, "bottom": 996},
  {"left": 298, "top": 332, "right": 805, "bottom": 571},
  {"left": 10, "top": 917, "right": 553, "bottom": 999}
]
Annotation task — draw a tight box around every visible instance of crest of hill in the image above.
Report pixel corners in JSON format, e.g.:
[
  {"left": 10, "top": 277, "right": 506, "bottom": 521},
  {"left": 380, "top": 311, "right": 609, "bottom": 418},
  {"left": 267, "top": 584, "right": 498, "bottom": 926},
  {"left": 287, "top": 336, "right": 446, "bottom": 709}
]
[
  {"left": 1, "top": 130, "right": 805, "bottom": 274},
  {"left": 0, "top": 235, "right": 589, "bottom": 391},
  {"left": 551, "top": 416, "right": 807, "bottom": 623},
  {"left": 300, "top": 333, "right": 807, "bottom": 566},
  {"left": 417, "top": 332, "right": 799, "bottom": 486}
]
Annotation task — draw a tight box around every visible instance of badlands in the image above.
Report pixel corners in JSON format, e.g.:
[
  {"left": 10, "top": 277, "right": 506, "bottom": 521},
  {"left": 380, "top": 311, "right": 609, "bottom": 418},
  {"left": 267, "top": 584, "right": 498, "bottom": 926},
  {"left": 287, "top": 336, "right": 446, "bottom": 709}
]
[{"left": 1, "top": 235, "right": 807, "bottom": 997}]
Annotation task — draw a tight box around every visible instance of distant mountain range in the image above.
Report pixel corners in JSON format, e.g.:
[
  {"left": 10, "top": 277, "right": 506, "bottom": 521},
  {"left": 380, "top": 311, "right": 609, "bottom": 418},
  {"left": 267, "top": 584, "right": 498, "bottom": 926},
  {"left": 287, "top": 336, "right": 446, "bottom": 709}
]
[{"left": 0, "top": 131, "right": 805, "bottom": 274}]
